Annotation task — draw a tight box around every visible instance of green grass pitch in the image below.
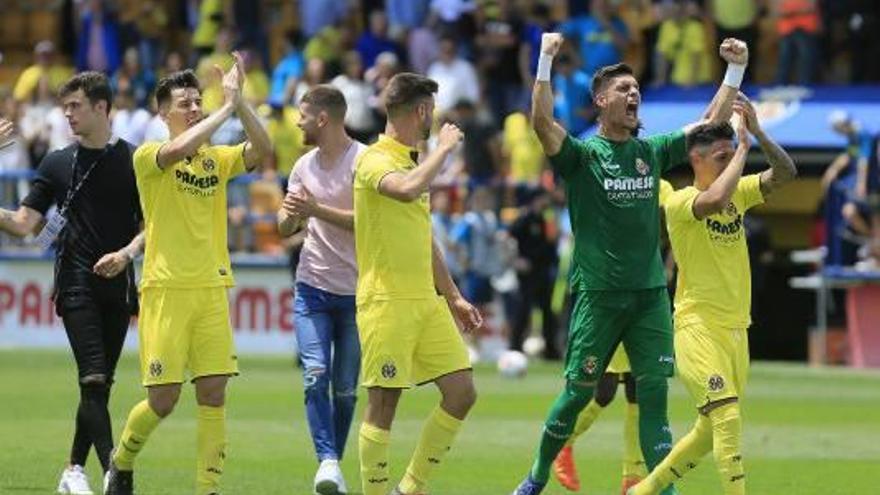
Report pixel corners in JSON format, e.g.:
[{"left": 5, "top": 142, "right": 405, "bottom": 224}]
[{"left": 1, "top": 350, "right": 877, "bottom": 494}]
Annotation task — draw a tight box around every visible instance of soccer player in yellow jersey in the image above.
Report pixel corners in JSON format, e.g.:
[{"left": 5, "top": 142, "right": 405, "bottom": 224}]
[
  {"left": 555, "top": 180, "right": 674, "bottom": 495},
  {"left": 629, "top": 95, "right": 796, "bottom": 495},
  {"left": 354, "top": 73, "right": 483, "bottom": 495},
  {"left": 105, "top": 55, "right": 272, "bottom": 495}
]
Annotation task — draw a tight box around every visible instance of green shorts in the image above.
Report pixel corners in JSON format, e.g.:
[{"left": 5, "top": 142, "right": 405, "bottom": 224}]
[{"left": 565, "top": 288, "right": 674, "bottom": 383}]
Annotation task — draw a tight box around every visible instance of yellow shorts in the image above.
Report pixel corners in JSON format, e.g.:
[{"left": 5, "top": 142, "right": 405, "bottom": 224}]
[
  {"left": 138, "top": 287, "right": 238, "bottom": 386},
  {"left": 674, "top": 323, "right": 749, "bottom": 409},
  {"left": 357, "top": 296, "right": 471, "bottom": 388},
  {"left": 606, "top": 344, "right": 631, "bottom": 374}
]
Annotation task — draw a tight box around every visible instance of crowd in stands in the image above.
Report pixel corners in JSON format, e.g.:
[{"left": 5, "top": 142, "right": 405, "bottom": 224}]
[{"left": 0, "top": 0, "right": 878, "bottom": 357}]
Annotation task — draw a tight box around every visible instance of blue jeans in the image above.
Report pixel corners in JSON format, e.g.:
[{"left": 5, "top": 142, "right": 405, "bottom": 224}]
[
  {"left": 776, "top": 29, "right": 817, "bottom": 85},
  {"left": 294, "top": 282, "right": 360, "bottom": 461}
]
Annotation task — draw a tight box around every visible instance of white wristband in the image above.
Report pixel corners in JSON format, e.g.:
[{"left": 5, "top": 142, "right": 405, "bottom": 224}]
[
  {"left": 723, "top": 63, "right": 746, "bottom": 88},
  {"left": 537, "top": 53, "right": 553, "bottom": 82}
]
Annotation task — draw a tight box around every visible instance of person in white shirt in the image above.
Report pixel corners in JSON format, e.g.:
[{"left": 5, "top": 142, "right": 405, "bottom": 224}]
[
  {"left": 331, "top": 52, "right": 379, "bottom": 143},
  {"left": 427, "top": 35, "right": 480, "bottom": 113}
]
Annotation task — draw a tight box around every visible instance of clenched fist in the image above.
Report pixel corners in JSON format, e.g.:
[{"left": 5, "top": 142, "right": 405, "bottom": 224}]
[
  {"left": 541, "top": 33, "right": 564, "bottom": 57},
  {"left": 720, "top": 38, "right": 748, "bottom": 65}
]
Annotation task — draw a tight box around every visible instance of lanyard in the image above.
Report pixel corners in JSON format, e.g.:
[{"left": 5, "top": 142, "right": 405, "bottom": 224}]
[{"left": 59, "top": 137, "right": 117, "bottom": 216}]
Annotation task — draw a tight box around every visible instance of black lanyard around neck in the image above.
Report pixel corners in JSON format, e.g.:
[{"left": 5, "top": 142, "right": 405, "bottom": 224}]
[{"left": 60, "top": 137, "right": 117, "bottom": 216}]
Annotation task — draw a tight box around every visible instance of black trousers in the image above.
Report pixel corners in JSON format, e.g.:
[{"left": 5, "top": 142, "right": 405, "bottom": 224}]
[
  {"left": 57, "top": 276, "right": 132, "bottom": 469},
  {"left": 510, "top": 267, "right": 560, "bottom": 359}
]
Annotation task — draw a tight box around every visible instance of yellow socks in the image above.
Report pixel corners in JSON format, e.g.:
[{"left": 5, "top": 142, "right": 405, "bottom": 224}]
[
  {"left": 359, "top": 422, "right": 391, "bottom": 495},
  {"left": 623, "top": 402, "right": 647, "bottom": 478},
  {"left": 710, "top": 402, "right": 745, "bottom": 495},
  {"left": 398, "top": 407, "right": 464, "bottom": 494},
  {"left": 196, "top": 405, "right": 227, "bottom": 495},
  {"left": 631, "top": 414, "right": 713, "bottom": 495},
  {"left": 566, "top": 399, "right": 604, "bottom": 446},
  {"left": 113, "top": 400, "right": 162, "bottom": 470}
]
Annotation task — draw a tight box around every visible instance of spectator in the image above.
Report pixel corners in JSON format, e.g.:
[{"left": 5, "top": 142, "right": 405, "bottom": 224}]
[
  {"left": 76, "top": 0, "right": 122, "bottom": 74},
  {"left": 451, "top": 100, "right": 502, "bottom": 185},
  {"left": 774, "top": 0, "right": 821, "bottom": 85},
  {"left": 509, "top": 188, "right": 560, "bottom": 360},
  {"left": 407, "top": 24, "right": 440, "bottom": 75},
  {"left": 249, "top": 176, "right": 285, "bottom": 255},
  {"left": 710, "top": 0, "right": 758, "bottom": 81},
  {"left": 477, "top": 0, "right": 526, "bottom": 125},
  {"left": 196, "top": 27, "right": 235, "bottom": 112},
  {"left": 427, "top": 36, "right": 480, "bottom": 113},
  {"left": 331, "top": 52, "right": 380, "bottom": 143},
  {"left": 452, "top": 185, "right": 505, "bottom": 328},
  {"left": 270, "top": 31, "right": 306, "bottom": 106},
  {"left": 158, "top": 50, "right": 184, "bottom": 80},
  {"left": 18, "top": 78, "right": 56, "bottom": 166},
  {"left": 520, "top": 3, "right": 557, "bottom": 88},
  {"left": 299, "top": 0, "right": 352, "bottom": 38},
  {"left": 561, "top": 0, "right": 629, "bottom": 77},
  {"left": 430, "top": 0, "right": 479, "bottom": 40},
  {"left": 110, "top": 80, "right": 151, "bottom": 146},
  {"left": 294, "top": 58, "right": 329, "bottom": 105},
  {"left": 618, "top": 0, "right": 662, "bottom": 82},
  {"left": 112, "top": 47, "right": 156, "bottom": 109},
  {"left": 232, "top": 0, "right": 270, "bottom": 72},
  {"left": 386, "top": 0, "right": 431, "bottom": 37},
  {"left": 552, "top": 53, "right": 593, "bottom": 137},
  {"left": 431, "top": 188, "right": 463, "bottom": 283},
  {"left": 654, "top": 0, "right": 712, "bottom": 87},
  {"left": 0, "top": 92, "right": 31, "bottom": 210},
  {"left": 116, "top": 0, "right": 168, "bottom": 70},
  {"left": 502, "top": 109, "right": 545, "bottom": 185},
  {"left": 825, "top": 111, "right": 877, "bottom": 238},
  {"left": 356, "top": 10, "right": 405, "bottom": 69},
  {"left": 304, "top": 22, "right": 350, "bottom": 68},
  {"left": 12, "top": 41, "right": 73, "bottom": 103},
  {"left": 241, "top": 48, "right": 271, "bottom": 106},
  {"left": 266, "top": 103, "right": 307, "bottom": 177},
  {"left": 365, "top": 51, "right": 401, "bottom": 106},
  {"left": 191, "top": 0, "right": 225, "bottom": 58}
]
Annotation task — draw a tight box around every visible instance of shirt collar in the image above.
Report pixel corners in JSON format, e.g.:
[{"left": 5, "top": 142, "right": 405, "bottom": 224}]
[{"left": 377, "top": 134, "right": 419, "bottom": 163}]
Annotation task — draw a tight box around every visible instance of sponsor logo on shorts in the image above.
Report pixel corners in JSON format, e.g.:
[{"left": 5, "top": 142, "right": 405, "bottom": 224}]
[
  {"left": 148, "top": 358, "right": 163, "bottom": 378},
  {"left": 658, "top": 355, "right": 675, "bottom": 365},
  {"left": 582, "top": 355, "right": 599, "bottom": 375},
  {"left": 708, "top": 374, "right": 725, "bottom": 391},
  {"left": 381, "top": 361, "right": 397, "bottom": 379}
]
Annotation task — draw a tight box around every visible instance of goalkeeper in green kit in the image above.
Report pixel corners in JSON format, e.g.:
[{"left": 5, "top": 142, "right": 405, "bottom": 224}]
[{"left": 512, "top": 33, "right": 749, "bottom": 495}]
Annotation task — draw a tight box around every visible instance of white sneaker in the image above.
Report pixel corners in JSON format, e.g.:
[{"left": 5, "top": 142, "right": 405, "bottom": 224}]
[
  {"left": 313, "top": 459, "right": 347, "bottom": 495},
  {"left": 57, "top": 465, "right": 94, "bottom": 495}
]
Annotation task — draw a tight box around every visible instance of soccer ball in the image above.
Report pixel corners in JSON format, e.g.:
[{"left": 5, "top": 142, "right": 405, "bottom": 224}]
[{"left": 497, "top": 350, "right": 528, "bottom": 379}]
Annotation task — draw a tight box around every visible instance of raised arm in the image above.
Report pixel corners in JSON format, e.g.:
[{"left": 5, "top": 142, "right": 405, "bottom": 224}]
[
  {"left": 734, "top": 94, "right": 797, "bottom": 196},
  {"left": 691, "top": 117, "right": 751, "bottom": 219},
  {"left": 377, "top": 124, "right": 463, "bottom": 202},
  {"left": 531, "top": 33, "right": 567, "bottom": 156},
  {"left": 156, "top": 61, "right": 243, "bottom": 169},
  {"left": 231, "top": 53, "right": 272, "bottom": 172},
  {"left": 684, "top": 38, "right": 749, "bottom": 135}
]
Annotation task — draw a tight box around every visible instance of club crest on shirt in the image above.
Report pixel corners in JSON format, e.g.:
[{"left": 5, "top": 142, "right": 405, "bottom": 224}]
[
  {"left": 724, "top": 202, "right": 738, "bottom": 217},
  {"left": 635, "top": 158, "right": 650, "bottom": 176},
  {"left": 201, "top": 157, "right": 216, "bottom": 173}
]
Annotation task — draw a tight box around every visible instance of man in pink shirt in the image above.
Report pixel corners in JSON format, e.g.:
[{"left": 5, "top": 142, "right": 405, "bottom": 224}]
[{"left": 277, "top": 85, "right": 366, "bottom": 495}]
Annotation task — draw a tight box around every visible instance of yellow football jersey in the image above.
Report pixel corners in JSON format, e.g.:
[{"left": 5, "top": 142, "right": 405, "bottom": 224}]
[
  {"left": 353, "top": 134, "right": 435, "bottom": 303},
  {"left": 134, "top": 142, "right": 247, "bottom": 288},
  {"left": 665, "top": 174, "right": 764, "bottom": 330}
]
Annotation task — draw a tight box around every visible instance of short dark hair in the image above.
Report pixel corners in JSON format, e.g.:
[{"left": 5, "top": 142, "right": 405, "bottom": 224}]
[
  {"left": 301, "top": 84, "right": 347, "bottom": 121},
  {"left": 384, "top": 73, "right": 438, "bottom": 118},
  {"left": 155, "top": 69, "right": 201, "bottom": 108},
  {"left": 591, "top": 63, "right": 635, "bottom": 100},
  {"left": 58, "top": 71, "right": 113, "bottom": 114},
  {"left": 686, "top": 121, "right": 736, "bottom": 151}
]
